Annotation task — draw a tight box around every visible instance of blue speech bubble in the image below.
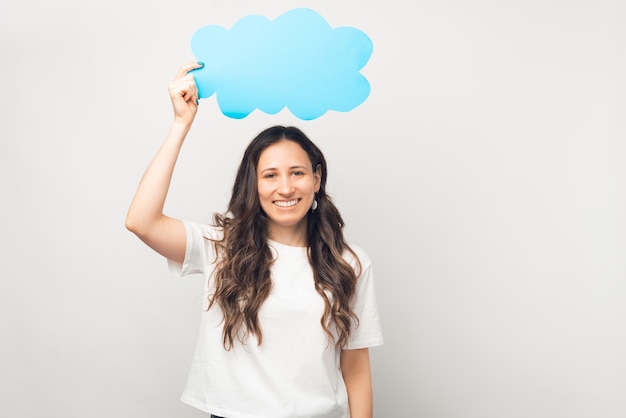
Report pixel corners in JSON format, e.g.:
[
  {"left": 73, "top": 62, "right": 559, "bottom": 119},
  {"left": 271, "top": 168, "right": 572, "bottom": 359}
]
[{"left": 190, "top": 8, "right": 373, "bottom": 120}]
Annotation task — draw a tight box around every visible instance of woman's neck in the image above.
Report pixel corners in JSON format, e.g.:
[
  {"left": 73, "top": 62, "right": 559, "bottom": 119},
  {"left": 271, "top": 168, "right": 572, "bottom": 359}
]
[{"left": 268, "top": 224, "right": 307, "bottom": 247}]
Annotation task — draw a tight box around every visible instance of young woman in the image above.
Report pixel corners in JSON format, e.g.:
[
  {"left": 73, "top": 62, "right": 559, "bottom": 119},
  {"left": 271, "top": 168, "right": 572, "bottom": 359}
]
[{"left": 126, "top": 62, "right": 383, "bottom": 418}]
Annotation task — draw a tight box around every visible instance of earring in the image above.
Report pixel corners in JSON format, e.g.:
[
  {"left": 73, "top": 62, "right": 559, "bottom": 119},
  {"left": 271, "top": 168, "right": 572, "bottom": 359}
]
[{"left": 311, "top": 196, "right": 318, "bottom": 212}]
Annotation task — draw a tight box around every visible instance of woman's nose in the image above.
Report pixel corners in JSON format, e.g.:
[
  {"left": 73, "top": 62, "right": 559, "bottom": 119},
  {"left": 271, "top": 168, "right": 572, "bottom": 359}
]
[{"left": 278, "top": 177, "right": 294, "bottom": 194}]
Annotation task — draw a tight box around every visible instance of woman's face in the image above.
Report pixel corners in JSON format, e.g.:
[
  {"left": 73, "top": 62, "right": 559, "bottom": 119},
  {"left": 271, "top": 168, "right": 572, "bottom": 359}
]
[{"left": 256, "top": 140, "right": 320, "bottom": 243}]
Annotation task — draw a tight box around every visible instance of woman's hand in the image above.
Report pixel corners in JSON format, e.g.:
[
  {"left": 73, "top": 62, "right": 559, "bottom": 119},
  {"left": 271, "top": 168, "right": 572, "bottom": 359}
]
[{"left": 168, "top": 61, "right": 204, "bottom": 125}]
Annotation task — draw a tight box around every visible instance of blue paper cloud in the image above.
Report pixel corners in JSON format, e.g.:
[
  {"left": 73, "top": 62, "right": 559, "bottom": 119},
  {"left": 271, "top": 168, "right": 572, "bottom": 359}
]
[{"left": 190, "top": 8, "right": 373, "bottom": 120}]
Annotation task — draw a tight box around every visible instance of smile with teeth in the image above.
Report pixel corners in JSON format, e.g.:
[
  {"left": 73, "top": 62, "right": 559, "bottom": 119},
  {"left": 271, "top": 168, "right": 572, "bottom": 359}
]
[{"left": 274, "top": 198, "right": 300, "bottom": 208}]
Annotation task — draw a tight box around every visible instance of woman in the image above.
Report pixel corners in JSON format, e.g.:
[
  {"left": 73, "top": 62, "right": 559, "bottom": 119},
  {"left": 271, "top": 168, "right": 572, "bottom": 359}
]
[{"left": 126, "top": 62, "right": 383, "bottom": 418}]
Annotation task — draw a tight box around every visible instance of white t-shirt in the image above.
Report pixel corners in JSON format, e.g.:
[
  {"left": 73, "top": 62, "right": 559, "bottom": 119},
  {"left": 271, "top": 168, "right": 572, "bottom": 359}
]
[{"left": 169, "top": 221, "right": 383, "bottom": 418}]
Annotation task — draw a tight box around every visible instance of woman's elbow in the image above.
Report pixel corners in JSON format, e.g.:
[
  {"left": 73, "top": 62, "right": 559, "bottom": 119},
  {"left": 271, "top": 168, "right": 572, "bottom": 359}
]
[{"left": 125, "top": 210, "right": 145, "bottom": 236}]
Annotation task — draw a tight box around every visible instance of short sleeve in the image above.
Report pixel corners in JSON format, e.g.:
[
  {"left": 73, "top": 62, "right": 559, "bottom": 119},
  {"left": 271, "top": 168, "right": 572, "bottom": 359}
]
[
  {"left": 345, "top": 247, "right": 384, "bottom": 350},
  {"left": 167, "top": 221, "right": 215, "bottom": 277}
]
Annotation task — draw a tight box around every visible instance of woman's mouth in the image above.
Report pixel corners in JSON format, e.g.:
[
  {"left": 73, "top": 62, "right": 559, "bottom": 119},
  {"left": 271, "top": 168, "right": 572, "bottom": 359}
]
[{"left": 274, "top": 198, "right": 300, "bottom": 208}]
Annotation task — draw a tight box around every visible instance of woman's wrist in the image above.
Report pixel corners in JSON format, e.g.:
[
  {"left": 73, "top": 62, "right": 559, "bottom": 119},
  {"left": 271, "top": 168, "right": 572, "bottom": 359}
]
[
  {"left": 170, "top": 118, "right": 194, "bottom": 136},
  {"left": 172, "top": 117, "right": 193, "bottom": 129},
  {"left": 163, "top": 120, "right": 193, "bottom": 148}
]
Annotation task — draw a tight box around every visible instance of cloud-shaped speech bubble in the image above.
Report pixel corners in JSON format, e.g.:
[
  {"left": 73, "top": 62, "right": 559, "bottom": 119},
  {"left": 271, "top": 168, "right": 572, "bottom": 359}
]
[{"left": 190, "top": 8, "right": 373, "bottom": 120}]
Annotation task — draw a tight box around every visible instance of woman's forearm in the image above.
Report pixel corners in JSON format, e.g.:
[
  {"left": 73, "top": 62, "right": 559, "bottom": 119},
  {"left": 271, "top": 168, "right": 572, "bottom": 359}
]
[
  {"left": 341, "top": 348, "right": 374, "bottom": 418},
  {"left": 125, "top": 121, "right": 190, "bottom": 234}
]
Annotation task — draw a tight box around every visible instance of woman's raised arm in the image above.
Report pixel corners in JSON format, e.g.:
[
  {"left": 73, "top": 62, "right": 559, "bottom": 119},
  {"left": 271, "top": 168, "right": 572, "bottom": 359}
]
[{"left": 125, "top": 62, "right": 204, "bottom": 264}]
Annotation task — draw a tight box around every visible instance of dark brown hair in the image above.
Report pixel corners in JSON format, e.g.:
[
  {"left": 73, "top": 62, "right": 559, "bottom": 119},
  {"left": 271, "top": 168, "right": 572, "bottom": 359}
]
[{"left": 209, "top": 126, "right": 360, "bottom": 349}]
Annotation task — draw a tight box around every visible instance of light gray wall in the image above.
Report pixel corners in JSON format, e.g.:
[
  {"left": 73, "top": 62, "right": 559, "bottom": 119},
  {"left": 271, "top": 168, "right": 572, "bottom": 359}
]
[{"left": 1, "top": 0, "right": 624, "bottom": 417}]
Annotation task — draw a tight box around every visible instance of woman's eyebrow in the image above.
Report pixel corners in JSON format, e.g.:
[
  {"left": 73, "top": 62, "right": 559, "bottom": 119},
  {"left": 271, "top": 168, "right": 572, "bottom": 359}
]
[{"left": 259, "top": 165, "right": 309, "bottom": 173}]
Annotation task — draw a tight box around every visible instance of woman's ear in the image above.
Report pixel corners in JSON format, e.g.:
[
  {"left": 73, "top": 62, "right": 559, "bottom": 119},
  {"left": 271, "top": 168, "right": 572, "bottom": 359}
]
[{"left": 314, "top": 164, "right": 322, "bottom": 192}]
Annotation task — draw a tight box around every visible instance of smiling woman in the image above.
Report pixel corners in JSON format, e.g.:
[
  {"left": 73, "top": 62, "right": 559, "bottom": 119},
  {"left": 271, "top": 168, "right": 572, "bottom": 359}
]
[
  {"left": 256, "top": 135, "right": 321, "bottom": 245},
  {"left": 125, "top": 62, "right": 384, "bottom": 418}
]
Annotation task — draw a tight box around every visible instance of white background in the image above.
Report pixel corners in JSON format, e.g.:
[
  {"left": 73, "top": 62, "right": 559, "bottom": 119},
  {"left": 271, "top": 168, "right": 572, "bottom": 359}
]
[{"left": 1, "top": 0, "right": 624, "bottom": 417}]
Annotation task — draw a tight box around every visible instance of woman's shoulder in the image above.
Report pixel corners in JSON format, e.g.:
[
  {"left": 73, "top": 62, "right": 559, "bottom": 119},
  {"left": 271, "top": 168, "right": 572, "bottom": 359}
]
[
  {"left": 343, "top": 242, "right": 372, "bottom": 270},
  {"left": 184, "top": 221, "right": 224, "bottom": 241}
]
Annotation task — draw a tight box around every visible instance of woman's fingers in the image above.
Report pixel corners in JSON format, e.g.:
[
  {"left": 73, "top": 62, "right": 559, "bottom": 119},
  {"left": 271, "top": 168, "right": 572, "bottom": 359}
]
[
  {"left": 170, "top": 62, "right": 202, "bottom": 101},
  {"left": 169, "top": 75, "right": 195, "bottom": 96},
  {"left": 168, "top": 62, "right": 203, "bottom": 123},
  {"left": 182, "top": 84, "right": 195, "bottom": 103},
  {"left": 175, "top": 61, "right": 204, "bottom": 80}
]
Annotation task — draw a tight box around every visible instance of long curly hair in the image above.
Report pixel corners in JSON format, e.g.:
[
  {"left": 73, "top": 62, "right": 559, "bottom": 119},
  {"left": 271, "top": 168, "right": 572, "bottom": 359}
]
[{"left": 209, "top": 126, "right": 361, "bottom": 350}]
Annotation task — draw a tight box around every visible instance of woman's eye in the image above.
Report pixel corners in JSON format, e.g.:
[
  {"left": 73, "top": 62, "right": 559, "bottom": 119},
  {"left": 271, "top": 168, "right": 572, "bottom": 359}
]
[
  {"left": 264, "top": 173, "right": 276, "bottom": 179},
  {"left": 292, "top": 171, "right": 304, "bottom": 176}
]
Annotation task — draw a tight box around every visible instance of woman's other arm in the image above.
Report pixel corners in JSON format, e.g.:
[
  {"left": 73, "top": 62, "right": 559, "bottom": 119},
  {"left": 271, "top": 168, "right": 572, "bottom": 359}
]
[
  {"left": 125, "top": 62, "right": 203, "bottom": 264},
  {"left": 341, "top": 347, "right": 374, "bottom": 418}
]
